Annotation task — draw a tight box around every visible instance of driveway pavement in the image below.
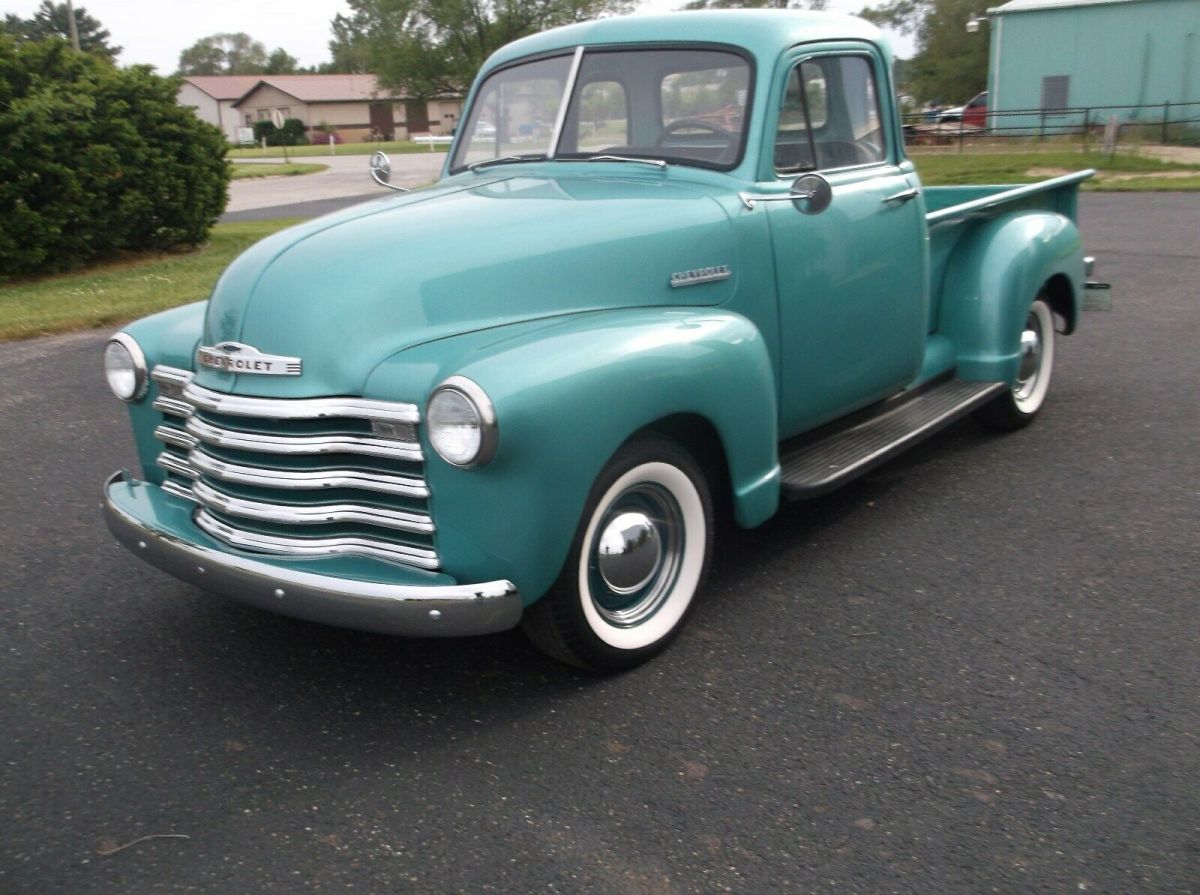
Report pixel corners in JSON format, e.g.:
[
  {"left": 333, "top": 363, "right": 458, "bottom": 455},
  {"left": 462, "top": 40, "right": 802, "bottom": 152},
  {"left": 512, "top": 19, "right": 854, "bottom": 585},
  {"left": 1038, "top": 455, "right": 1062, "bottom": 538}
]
[
  {"left": 1, "top": 193, "right": 1197, "bottom": 893},
  {"left": 225, "top": 152, "right": 446, "bottom": 216}
]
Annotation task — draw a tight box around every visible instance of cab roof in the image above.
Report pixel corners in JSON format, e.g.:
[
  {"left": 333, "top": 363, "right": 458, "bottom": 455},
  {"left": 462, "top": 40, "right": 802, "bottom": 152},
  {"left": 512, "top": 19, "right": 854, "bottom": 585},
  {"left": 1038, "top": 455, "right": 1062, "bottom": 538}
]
[{"left": 483, "top": 10, "right": 889, "bottom": 72}]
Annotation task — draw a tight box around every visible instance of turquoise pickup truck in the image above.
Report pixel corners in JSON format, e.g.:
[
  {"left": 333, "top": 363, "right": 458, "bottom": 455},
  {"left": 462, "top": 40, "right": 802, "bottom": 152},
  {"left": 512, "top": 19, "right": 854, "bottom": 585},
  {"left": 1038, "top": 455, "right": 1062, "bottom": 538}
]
[{"left": 102, "top": 11, "right": 1101, "bottom": 671}]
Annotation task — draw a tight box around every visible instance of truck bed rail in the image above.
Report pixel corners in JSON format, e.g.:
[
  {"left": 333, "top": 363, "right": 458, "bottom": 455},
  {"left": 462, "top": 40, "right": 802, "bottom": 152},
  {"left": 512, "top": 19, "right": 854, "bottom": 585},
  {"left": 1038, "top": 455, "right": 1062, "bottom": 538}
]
[{"left": 926, "top": 169, "right": 1095, "bottom": 225}]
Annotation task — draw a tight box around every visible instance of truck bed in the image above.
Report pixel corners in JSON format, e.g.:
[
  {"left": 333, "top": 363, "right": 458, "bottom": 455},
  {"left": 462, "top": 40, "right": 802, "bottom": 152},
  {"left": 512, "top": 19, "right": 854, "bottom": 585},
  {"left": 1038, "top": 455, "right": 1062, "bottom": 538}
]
[{"left": 923, "top": 170, "right": 1094, "bottom": 332}]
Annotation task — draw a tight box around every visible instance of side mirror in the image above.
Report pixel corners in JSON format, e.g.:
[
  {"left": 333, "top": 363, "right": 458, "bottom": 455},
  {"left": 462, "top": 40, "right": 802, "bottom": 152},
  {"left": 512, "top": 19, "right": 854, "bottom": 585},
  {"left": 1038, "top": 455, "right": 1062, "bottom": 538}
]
[
  {"left": 790, "top": 173, "right": 832, "bottom": 215},
  {"left": 738, "top": 172, "right": 832, "bottom": 214},
  {"left": 369, "top": 151, "right": 408, "bottom": 193}
]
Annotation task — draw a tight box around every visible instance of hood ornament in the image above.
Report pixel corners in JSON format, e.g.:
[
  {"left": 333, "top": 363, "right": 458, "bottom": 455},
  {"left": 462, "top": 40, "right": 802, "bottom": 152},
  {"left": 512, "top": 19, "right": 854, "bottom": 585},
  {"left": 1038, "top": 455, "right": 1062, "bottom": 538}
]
[{"left": 196, "top": 342, "right": 302, "bottom": 376}]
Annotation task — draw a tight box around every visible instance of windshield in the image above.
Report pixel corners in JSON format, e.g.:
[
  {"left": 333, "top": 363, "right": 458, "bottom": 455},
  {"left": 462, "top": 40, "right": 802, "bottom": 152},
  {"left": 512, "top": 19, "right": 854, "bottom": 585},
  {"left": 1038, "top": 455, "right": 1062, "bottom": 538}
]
[{"left": 451, "top": 47, "right": 752, "bottom": 173}]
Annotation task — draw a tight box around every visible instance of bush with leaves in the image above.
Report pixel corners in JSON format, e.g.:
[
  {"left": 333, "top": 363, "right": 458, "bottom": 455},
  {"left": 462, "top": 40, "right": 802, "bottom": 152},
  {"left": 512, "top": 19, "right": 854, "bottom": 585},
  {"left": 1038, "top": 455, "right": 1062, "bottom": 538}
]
[
  {"left": 251, "top": 119, "right": 277, "bottom": 145},
  {"left": 251, "top": 116, "right": 307, "bottom": 146},
  {"left": 277, "top": 117, "right": 307, "bottom": 146},
  {"left": 0, "top": 35, "right": 229, "bottom": 279}
]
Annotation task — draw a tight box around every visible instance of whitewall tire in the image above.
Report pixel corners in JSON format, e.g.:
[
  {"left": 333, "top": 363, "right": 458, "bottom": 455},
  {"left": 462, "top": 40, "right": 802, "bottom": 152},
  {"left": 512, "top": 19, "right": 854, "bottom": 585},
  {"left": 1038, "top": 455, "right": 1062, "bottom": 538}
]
[
  {"left": 522, "top": 436, "right": 713, "bottom": 672},
  {"left": 975, "top": 296, "right": 1056, "bottom": 431}
]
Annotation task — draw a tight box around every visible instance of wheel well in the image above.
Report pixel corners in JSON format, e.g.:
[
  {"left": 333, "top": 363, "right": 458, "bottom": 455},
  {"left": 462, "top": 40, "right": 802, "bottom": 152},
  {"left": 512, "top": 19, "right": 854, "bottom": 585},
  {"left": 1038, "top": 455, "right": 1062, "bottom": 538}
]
[
  {"left": 637, "top": 414, "right": 733, "bottom": 520},
  {"left": 1042, "top": 273, "right": 1076, "bottom": 335}
]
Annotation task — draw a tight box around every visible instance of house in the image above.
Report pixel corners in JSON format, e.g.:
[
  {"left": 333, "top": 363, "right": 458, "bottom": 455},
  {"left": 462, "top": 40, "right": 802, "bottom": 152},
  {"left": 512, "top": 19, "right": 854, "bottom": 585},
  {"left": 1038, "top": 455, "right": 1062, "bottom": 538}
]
[
  {"left": 986, "top": 0, "right": 1200, "bottom": 132},
  {"left": 177, "top": 76, "right": 265, "bottom": 144},
  {"left": 179, "top": 74, "right": 463, "bottom": 143}
]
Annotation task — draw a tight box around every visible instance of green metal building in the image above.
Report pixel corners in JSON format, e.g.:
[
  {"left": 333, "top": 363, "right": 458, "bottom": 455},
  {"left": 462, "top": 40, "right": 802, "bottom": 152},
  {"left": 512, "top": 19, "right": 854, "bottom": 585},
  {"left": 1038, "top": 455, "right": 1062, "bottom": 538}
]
[{"left": 986, "top": 0, "right": 1200, "bottom": 132}]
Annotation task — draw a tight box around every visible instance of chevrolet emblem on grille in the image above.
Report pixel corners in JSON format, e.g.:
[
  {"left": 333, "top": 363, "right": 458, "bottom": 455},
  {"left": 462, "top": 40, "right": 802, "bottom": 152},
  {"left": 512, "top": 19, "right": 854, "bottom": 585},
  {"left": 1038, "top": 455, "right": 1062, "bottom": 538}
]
[{"left": 196, "top": 342, "right": 302, "bottom": 376}]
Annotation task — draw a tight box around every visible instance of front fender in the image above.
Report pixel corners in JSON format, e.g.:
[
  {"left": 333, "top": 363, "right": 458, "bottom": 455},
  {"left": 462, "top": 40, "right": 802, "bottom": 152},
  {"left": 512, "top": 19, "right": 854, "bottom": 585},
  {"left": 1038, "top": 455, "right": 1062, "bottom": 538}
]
[
  {"left": 938, "top": 211, "right": 1083, "bottom": 383},
  {"left": 116, "top": 301, "right": 207, "bottom": 483},
  {"left": 366, "top": 308, "right": 780, "bottom": 604}
]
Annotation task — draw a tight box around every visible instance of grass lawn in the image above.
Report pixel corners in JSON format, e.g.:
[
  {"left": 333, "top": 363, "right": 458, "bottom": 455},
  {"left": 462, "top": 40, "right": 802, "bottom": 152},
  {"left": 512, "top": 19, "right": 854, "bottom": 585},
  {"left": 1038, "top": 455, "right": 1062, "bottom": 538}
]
[
  {"left": 0, "top": 220, "right": 299, "bottom": 341},
  {"left": 230, "top": 162, "right": 328, "bottom": 179},
  {"left": 1084, "top": 175, "right": 1200, "bottom": 191},
  {"left": 911, "top": 150, "right": 1200, "bottom": 189},
  {"left": 229, "top": 140, "right": 448, "bottom": 160}
]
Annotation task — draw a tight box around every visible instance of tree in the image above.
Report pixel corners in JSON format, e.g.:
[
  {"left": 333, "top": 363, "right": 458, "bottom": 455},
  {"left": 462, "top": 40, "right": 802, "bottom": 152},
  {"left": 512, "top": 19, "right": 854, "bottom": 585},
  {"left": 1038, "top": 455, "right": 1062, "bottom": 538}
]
[
  {"left": 3, "top": 1, "right": 120, "bottom": 61},
  {"left": 0, "top": 35, "right": 229, "bottom": 278},
  {"left": 177, "top": 32, "right": 269, "bottom": 75},
  {"left": 329, "top": 0, "right": 633, "bottom": 98},
  {"left": 857, "top": 0, "right": 926, "bottom": 33},
  {"left": 328, "top": 0, "right": 401, "bottom": 74},
  {"left": 859, "top": 0, "right": 990, "bottom": 102},
  {"left": 265, "top": 47, "right": 299, "bottom": 74}
]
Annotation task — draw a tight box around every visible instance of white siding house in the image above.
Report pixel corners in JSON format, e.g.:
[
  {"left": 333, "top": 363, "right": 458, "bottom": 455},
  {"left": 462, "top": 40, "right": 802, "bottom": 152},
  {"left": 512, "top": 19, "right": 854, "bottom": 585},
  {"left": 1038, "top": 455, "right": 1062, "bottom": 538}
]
[{"left": 177, "top": 76, "right": 263, "bottom": 143}]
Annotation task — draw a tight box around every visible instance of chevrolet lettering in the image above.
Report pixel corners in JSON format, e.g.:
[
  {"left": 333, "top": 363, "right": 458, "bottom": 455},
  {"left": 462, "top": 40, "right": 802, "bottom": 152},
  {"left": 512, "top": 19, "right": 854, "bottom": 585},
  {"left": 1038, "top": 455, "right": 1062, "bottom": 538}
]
[
  {"left": 196, "top": 342, "right": 302, "bottom": 376},
  {"left": 670, "top": 265, "right": 733, "bottom": 288},
  {"left": 101, "top": 10, "right": 1104, "bottom": 672}
]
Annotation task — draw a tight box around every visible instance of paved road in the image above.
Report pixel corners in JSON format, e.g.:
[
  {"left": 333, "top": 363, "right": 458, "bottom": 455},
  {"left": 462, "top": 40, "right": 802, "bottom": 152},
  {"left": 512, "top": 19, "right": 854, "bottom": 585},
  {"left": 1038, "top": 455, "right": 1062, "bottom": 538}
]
[
  {"left": 223, "top": 152, "right": 445, "bottom": 219},
  {"left": 2, "top": 194, "right": 1197, "bottom": 893}
]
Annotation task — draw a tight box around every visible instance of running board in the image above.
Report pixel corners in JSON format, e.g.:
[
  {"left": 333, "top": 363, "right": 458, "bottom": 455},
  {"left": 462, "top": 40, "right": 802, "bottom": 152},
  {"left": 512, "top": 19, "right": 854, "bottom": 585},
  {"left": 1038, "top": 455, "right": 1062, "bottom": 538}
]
[{"left": 780, "top": 379, "right": 1007, "bottom": 499}]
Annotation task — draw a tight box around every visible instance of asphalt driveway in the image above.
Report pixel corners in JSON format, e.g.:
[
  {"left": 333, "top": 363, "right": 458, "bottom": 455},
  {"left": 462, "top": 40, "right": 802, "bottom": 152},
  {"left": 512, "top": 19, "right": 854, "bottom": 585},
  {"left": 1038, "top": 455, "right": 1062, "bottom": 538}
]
[
  {"left": 223, "top": 152, "right": 445, "bottom": 220},
  {"left": 1, "top": 193, "right": 1196, "bottom": 893}
]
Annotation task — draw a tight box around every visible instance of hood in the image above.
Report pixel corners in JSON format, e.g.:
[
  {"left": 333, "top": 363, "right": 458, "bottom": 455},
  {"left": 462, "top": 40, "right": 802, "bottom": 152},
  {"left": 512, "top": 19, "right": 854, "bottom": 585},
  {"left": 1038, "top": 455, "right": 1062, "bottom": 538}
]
[{"left": 197, "top": 173, "right": 738, "bottom": 398}]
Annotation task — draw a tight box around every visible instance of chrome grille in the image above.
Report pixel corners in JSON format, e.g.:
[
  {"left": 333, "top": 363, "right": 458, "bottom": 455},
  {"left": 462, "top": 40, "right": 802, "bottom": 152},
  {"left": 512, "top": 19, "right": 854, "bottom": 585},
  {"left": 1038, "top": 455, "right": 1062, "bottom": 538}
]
[{"left": 151, "top": 366, "right": 437, "bottom": 570}]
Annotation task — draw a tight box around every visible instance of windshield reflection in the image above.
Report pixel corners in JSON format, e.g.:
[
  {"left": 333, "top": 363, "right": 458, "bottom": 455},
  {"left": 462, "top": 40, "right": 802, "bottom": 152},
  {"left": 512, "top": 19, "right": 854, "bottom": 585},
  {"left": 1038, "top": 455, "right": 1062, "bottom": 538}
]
[{"left": 451, "top": 47, "right": 752, "bottom": 173}]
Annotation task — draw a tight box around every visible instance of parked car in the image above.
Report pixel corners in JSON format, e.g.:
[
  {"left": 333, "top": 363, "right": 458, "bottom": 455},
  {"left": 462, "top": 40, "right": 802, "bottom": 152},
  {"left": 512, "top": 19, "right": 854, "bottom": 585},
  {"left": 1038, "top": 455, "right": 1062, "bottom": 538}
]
[
  {"left": 937, "top": 91, "right": 988, "bottom": 127},
  {"left": 103, "top": 12, "right": 1098, "bottom": 671}
]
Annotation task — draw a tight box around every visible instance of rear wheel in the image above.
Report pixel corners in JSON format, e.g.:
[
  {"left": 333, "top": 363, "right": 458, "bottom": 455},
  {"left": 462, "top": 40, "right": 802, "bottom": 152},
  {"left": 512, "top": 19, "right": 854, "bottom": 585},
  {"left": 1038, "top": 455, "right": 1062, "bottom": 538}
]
[
  {"left": 522, "top": 436, "right": 713, "bottom": 672},
  {"left": 975, "top": 296, "right": 1056, "bottom": 431}
]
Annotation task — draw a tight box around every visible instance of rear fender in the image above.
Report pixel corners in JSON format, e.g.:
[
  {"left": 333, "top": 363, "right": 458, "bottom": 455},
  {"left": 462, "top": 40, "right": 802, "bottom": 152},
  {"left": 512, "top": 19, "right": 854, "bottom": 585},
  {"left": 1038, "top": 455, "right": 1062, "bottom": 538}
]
[
  {"left": 368, "top": 308, "right": 780, "bottom": 604},
  {"left": 938, "top": 211, "right": 1083, "bottom": 383}
]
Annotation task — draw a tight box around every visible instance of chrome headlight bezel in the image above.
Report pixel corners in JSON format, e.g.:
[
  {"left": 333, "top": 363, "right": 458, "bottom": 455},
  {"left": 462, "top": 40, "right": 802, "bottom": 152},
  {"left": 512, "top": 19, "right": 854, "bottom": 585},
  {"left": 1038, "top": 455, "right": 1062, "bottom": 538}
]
[
  {"left": 104, "top": 332, "right": 148, "bottom": 402},
  {"left": 426, "top": 376, "right": 498, "bottom": 469}
]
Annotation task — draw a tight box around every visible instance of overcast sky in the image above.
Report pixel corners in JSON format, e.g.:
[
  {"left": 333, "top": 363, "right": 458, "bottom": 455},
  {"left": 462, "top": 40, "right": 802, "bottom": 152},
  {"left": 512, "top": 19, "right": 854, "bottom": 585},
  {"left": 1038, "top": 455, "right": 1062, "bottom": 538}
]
[{"left": 2, "top": 0, "right": 915, "bottom": 73}]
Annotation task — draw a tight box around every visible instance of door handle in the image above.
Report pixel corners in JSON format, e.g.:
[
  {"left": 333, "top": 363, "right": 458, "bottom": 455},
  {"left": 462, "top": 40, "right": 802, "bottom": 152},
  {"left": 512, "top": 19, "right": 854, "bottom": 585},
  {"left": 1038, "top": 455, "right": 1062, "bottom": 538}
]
[{"left": 882, "top": 187, "right": 920, "bottom": 205}]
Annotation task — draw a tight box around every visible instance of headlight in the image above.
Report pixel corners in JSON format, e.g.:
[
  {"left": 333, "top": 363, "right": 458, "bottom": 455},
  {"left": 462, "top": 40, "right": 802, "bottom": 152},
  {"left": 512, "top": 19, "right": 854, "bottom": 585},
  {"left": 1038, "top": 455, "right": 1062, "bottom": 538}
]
[
  {"left": 104, "top": 333, "right": 148, "bottom": 402},
  {"left": 426, "top": 376, "right": 498, "bottom": 468}
]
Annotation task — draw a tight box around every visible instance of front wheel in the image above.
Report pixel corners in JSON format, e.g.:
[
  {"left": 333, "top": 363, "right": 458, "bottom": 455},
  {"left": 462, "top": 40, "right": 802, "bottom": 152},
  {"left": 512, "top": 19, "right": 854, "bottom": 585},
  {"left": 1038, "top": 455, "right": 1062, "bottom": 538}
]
[
  {"left": 974, "top": 296, "right": 1056, "bottom": 431},
  {"left": 522, "top": 436, "right": 713, "bottom": 672}
]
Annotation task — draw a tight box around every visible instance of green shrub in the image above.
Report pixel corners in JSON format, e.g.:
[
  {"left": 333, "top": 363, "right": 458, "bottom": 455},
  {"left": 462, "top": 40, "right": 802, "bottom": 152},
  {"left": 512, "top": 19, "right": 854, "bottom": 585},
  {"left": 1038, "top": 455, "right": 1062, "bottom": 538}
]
[
  {"left": 0, "top": 35, "right": 229, "bottom": 279},
  {"left": 251, "top": 117, "right": 307, "bottom": 147},
  {"left": 278, "top": 117, "right": 307, "bottom": 146},
  {"left": 251, "top": 119, "right": 277, "bottom": 145}
]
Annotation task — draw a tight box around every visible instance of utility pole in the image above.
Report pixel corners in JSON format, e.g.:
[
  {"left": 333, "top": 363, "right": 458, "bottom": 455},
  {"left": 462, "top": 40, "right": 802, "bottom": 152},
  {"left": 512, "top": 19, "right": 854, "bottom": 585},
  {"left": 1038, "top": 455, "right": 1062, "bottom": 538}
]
[{"left": 65, "top": 0, "right": 81, "bottom": 51}]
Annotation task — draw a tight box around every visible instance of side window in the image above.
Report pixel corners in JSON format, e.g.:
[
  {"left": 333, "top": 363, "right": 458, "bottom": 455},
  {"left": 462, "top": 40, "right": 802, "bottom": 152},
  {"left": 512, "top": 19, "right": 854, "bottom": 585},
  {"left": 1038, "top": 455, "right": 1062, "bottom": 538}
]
[
  {"left": 801, "top": 62, "right": 828, "bottom": 129},
  {"left": 576, "top": 80, "right": 628, "bottom": 152},
  {"left": 776, "top": 67, "right": 814, "bottom": 173},
  {"left": 775, "top": 54, "right": 886, "bottom": 175}
]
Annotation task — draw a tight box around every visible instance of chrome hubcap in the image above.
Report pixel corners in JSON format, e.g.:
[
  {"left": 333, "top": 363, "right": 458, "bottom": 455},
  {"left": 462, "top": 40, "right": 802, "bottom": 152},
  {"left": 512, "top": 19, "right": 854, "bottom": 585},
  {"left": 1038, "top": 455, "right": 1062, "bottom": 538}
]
[
  {"left": 1015, "top": 312, "right": 1043, "bottom": 401},
  {"left": 597, "top": 512, "right": 662, "bottom": 594},
  {"left": 588, "top": 484, "right": 684, "bottom": 627}
]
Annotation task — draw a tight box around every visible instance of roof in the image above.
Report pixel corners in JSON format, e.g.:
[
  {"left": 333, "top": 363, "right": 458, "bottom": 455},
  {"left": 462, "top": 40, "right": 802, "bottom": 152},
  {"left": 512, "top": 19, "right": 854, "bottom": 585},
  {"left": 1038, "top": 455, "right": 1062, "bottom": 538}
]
[
  {"left": 484, "top": 10, "right": 888, "bottom": 72},
  {"left": 989, "top": 0, "right": 1150, "bottom": 14},
  {"left": 231, "top": 74, "right": 410, "bottom": 107},
  {"left": 182, "top": 76, "right": 264, "bottom": 101}
]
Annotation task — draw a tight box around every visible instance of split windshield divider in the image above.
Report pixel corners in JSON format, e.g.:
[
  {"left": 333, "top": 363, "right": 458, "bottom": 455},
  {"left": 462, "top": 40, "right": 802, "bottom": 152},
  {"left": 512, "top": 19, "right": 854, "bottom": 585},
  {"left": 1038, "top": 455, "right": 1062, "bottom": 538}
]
[{"left": 547, "top": 46, "right": 585, "bottom": 160}]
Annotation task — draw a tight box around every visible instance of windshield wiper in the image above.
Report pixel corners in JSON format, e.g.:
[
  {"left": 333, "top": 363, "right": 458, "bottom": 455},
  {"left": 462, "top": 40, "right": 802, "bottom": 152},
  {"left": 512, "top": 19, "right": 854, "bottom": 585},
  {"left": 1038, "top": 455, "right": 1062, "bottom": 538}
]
[
  {"left": 468, "top": 153, "right": 548, "bottom": 172},
  {"left": 576, "top": 154, "right": 668, "bottom": 169}
]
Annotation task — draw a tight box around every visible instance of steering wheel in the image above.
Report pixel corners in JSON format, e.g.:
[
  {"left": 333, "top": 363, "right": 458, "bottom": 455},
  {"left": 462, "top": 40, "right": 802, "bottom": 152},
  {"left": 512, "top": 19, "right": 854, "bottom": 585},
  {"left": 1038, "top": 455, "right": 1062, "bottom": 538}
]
[{"left": 657, "top": 118, "right": 736, "bottom": 148}]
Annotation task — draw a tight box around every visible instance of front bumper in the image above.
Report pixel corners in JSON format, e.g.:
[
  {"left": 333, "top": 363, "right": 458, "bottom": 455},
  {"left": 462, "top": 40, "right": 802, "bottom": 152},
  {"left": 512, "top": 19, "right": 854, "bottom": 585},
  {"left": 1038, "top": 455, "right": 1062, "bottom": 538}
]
[{"left": 103, "top": 471, "right": 522, "bottom": 637}]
